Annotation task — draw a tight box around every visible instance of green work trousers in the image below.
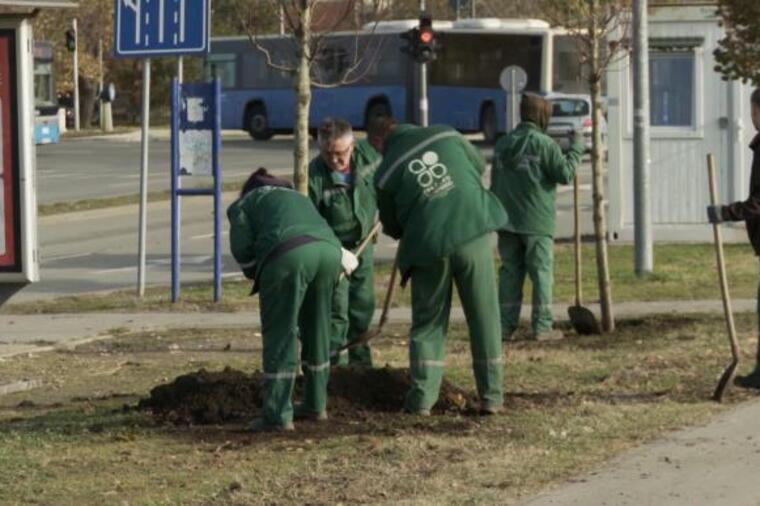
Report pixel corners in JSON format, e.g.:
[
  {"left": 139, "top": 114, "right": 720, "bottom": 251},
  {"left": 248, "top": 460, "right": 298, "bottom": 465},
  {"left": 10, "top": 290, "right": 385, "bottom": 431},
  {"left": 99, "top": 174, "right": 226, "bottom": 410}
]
[
  {"left": 258, "top": 241, "right": 341, "bottom": 427},
  {"left": 406, "top": 234, "right": 503, "bottom": 412},
  {"left": 330, "top": 244, "right": 375, "bottom": 366},
  {"left": 498, "top": 231, "right": 555, "bottom": 336}
]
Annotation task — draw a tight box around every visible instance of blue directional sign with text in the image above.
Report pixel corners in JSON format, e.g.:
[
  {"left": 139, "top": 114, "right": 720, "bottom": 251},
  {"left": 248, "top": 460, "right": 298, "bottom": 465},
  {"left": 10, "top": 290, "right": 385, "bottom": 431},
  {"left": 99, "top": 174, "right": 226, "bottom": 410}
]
[{"left": 114, "top": 0, "right": 209, "bottom": 57}]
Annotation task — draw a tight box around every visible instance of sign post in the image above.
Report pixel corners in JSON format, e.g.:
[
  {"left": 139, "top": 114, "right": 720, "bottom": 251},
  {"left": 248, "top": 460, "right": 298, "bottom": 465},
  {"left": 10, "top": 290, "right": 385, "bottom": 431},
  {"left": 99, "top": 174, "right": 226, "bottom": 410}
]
[
  {"left": 170, "top": 78, "right": 222, "bottom": 302},
  {"left": 113, "top": 0, "right": 210, "bottom": 298},
  {"left": 499, "top": 65, "right": 528, "bottom": 132}
]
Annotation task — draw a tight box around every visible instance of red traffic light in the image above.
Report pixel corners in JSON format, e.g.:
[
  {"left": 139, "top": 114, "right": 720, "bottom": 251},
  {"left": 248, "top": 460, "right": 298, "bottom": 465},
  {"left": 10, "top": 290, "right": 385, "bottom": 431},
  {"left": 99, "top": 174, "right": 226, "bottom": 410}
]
[{"left": 419, "top": 30, "right": 433, "bottom": 44}]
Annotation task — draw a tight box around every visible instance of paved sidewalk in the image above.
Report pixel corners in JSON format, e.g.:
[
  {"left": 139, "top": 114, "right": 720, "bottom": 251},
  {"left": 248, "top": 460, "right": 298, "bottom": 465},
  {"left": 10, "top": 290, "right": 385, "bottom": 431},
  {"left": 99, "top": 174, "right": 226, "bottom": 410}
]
[
  {"left": 521, "top": 397, "right": 760, "bottom": 505},
  {"left": 0, "top": 298, "right": 755, "bottom": 359}
]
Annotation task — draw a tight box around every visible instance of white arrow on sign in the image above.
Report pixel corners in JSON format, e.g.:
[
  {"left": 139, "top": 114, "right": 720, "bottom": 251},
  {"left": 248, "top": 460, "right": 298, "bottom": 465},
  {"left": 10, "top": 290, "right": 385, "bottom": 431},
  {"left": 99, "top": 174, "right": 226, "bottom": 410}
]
[{"left": 123, "top": 0, "right": 140, "bottom": 44}]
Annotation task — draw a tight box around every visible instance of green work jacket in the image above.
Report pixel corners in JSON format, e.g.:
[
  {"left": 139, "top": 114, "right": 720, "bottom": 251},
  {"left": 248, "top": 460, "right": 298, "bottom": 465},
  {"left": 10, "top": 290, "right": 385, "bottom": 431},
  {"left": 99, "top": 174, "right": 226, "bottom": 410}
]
[
  {"left": 491, "top": 121, "right": 583, "bottom": 237},
  {"left": 374, "top": 124, "right": 507, "bottom": 272},
  {"left": 308, "top": 139, "right": 381, "bottom": 247},
  {"left": 227, "top": 185, "right": 340, "bottom": 281}
]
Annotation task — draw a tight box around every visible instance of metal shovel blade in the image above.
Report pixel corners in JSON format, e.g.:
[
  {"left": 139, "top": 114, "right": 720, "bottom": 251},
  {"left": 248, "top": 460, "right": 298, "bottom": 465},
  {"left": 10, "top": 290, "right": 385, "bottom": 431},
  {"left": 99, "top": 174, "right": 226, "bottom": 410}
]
[{"left": 568, "top": 305, "right": 601, "bottom": 335}]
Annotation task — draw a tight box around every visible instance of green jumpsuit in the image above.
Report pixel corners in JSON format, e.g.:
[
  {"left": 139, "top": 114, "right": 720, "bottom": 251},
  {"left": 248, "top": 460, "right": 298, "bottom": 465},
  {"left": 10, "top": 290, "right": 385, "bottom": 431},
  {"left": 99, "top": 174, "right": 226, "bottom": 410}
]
[
  {"left": 309, "top": 139, "right": 381, "bottom": 366},
  {"left": 228, "top": 186, "right": 342, "bottom": 427},
  {"left": 491, "top": 121, "right": 583, "bottom": 336},
  {"left": 374, "top": 124, "right": 508, "bottom": 412}
]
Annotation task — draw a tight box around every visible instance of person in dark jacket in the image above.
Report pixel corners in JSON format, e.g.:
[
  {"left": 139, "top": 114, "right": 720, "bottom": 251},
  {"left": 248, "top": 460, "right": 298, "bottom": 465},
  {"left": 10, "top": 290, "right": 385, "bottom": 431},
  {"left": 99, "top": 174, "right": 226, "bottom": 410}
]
[
  {"left": 228, "top": 168, "right": 358, "bottom": 432},
  {"left": 707, "top": 87, "right": 760, "bottom": 388}
]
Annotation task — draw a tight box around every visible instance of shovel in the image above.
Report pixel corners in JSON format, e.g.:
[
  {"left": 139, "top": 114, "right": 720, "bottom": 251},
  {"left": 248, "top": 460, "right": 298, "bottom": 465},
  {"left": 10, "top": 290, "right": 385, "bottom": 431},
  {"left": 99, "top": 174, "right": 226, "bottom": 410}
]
[
  {"left": 567, "top": 175, "right": 601, "bottom": 335},
  {"left": 332, "top": 253, "right": 399, "bottom": 357},
  {"left": 707, "top": 154, "right": 740, "bottom": 402}
]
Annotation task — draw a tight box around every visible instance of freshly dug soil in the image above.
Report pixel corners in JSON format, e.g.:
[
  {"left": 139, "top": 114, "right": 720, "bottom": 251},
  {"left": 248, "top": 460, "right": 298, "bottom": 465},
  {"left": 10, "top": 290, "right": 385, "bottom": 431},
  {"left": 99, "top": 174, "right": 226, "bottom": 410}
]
[{"left": 138, "top": 365, "right": 475, "bottom": 425}]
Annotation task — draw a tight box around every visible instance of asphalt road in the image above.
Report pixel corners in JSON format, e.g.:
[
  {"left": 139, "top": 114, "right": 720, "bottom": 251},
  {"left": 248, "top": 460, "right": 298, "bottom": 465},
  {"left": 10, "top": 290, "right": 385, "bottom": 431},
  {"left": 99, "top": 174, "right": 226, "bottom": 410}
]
[
  {"left": 11, "top": 134, "right": 595, "bottom": 302},
  {"left": 36, "top": 132, "right": 300, "bottom": 204}
]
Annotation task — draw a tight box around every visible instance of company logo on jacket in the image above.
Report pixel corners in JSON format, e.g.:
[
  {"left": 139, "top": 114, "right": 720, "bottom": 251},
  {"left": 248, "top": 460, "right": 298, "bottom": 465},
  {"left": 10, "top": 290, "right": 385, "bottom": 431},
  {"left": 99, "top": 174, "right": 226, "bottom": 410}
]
[{"left": 408, "top": 151, "right": 454, "bottom": 198}]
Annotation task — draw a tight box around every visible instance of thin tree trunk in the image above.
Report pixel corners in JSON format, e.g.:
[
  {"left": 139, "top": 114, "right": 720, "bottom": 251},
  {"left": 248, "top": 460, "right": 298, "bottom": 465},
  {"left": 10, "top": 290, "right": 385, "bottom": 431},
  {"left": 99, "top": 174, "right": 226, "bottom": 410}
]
[
  {"left": 293, "top": 1, "right": 312, "bottom": 195},
  {"left": 590, "top": 24, "right": 615, "bottom": 332}
]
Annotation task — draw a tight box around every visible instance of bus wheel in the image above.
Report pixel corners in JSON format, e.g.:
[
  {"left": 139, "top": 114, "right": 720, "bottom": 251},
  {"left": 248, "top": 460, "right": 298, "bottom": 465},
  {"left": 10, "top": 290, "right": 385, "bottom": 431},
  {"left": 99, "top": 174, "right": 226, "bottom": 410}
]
[
  {"left": 365, "top": 101, "right": 391, "bottom": 130},
  {"left": 246, "top": 104, "right": 273, "bottom": 141},
  {"left": 481, "top": 104, "right": 498, "bottom": 144}
]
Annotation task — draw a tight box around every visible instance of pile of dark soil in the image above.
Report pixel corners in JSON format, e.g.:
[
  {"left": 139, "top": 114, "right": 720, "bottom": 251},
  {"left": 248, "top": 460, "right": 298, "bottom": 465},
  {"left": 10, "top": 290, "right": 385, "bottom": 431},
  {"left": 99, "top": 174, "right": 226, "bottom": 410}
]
[{"left": 138, "top": 365, "right": 475, "bottom": 425}]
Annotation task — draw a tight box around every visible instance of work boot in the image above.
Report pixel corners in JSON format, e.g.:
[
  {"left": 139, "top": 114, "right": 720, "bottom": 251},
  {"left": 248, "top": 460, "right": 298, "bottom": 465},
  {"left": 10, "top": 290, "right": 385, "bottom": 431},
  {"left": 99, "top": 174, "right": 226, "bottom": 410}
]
[
  {"left": 249, "top": 418, "right": 295, "bottom": 433},
  {"left": 532, "top": 329, "right": 565, "bottom": 341},
  {"left": 293, "top": 403, "right": 328, "bottom": 422},
  {"left": 479, "top": 404, "right": 504, "bottom": 416},
  {"left": 734, "top": 372, "right": 760, "bottom": 389}
]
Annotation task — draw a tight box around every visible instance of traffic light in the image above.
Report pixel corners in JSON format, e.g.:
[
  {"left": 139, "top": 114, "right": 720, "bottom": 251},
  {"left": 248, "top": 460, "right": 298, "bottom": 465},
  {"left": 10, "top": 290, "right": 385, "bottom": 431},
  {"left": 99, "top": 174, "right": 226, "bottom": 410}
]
[
  {"left": 400, "top": 27, "right": 419, "bottom": 59},
  {"left": 65, "top": 28, "right": 76, "bottom": 52},
  {"left": 416, "top": 13, "right": 436, "bottom": 63},
  {"left": 399, "top": 14, "right": 437, "bottom": 64}
]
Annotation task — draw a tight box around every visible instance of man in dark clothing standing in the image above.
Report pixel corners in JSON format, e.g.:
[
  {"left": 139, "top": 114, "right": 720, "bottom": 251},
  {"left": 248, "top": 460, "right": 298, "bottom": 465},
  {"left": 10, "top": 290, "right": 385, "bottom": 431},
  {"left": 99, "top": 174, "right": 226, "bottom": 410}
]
[{"left": 707, "top": 87, "right": 760, "bottom": 387}]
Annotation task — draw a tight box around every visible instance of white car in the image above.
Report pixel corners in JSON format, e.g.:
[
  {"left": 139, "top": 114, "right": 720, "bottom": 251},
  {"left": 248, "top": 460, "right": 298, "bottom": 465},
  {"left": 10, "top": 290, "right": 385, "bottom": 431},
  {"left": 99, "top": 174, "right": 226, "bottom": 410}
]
[{"left": 546, "top": 93, "right": 607, "bottom": 153}]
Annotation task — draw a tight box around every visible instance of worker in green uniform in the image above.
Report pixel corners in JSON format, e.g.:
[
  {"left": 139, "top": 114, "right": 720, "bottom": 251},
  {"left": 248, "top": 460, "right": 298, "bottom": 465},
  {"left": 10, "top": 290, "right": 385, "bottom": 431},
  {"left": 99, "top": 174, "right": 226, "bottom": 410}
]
[
  {"left": 309, "top": 118, "right": 381, "bottom": 367},
  {"left": 708, "top": 88, "right": 760, "bottom": 388},
  {"left": 228, "top": 168, "right": 359, "bottom": 432},
  {"left": 369, "top": 117, "right": 508, "bottom": 415},
  {"left": 491, "top": 93, "right": 583, "bottom": 341}
]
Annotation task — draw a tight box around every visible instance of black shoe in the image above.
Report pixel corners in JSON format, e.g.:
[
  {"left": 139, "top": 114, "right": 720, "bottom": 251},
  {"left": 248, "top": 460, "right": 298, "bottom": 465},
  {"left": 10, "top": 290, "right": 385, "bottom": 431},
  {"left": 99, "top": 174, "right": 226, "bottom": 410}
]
[
  {"left": 249, "top": 418, "right": 295, "bottom": 433},
  {"left": 734, "top": 373, "right": 760, "bottom": 389},
  {"left": 293, "top": 403, "right": 328, "bottom": 422}
]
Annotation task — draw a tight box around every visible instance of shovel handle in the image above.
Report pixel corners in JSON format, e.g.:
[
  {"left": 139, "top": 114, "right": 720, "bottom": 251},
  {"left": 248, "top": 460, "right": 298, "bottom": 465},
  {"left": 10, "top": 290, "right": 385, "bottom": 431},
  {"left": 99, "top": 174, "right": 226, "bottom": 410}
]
[
  {"left": 707, "top": 154, "right": 740, "bottom": 362},
  {"left": 573, "top": 175, "right": 582, "bottom": 306},
  {"left": 338, "top": 221, "right": 382, "bottom": 282}
]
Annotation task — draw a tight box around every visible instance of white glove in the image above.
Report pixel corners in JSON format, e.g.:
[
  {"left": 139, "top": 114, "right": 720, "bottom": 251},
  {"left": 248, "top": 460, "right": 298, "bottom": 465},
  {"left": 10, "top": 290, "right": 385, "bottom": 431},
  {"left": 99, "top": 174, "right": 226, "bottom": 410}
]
[{"left": 341, "top": 247, "right": 359, "bottom": 276}]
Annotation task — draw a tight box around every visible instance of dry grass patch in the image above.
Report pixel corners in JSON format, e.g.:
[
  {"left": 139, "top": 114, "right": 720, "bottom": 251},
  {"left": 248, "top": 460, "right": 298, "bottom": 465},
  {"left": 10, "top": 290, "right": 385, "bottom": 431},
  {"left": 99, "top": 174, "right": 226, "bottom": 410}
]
[{"left": 2, "top": 313, "right": 760, "bottom": 504}]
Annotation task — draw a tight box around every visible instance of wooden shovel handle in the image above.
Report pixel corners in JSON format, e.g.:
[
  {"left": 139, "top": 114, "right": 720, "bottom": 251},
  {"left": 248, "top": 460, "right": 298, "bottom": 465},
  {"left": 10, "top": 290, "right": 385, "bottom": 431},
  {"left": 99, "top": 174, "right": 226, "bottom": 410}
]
[
  {"left": 574, "top": 176, "right": 582, "bottom": 306},
  {"left": 707, "top": 154, "right": 740, "bottom": 361}
]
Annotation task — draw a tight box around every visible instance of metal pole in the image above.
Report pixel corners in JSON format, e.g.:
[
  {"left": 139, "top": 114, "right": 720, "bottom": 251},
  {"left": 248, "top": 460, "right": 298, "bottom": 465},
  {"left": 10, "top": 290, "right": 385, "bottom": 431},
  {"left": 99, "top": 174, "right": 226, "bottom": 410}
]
[
  {"left": 98, "top": 37, "right": 103, "bottom": 131},
  {"left": 633, "top": 0, "right": 653, "bottom": 275},
  {"left": 510, "top": 68, "right": 518, "bottom": 131},
  {"left": 279, "top": 3, "right": 285, "bottom": 35},
  {"left": 470, "top": 0, "right": 475, "bottom": 18},
  {"left": 137, "top": 58, "right": 151, "bottom": 297},
  {"left": 213, "top": 78, "right": 223, "bottom": 302},
  {"left": 73, "top": 18, "right": 80, "bottom": 131},
  {"left": 172, "top": 58, "right": 183, "bottom": 302},
  {"left": 170, "top": 78, "right": 180, "bottom": 302},
  {"left": 419, "top": 63, "right": 428, "bottom": 127}
]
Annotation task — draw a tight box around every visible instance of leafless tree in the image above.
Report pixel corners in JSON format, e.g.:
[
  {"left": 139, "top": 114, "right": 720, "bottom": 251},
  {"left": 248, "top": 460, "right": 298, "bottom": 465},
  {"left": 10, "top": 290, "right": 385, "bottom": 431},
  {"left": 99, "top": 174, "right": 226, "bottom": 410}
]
[{"left": 540, "top": 0, "right": 632, "bottom": 332}]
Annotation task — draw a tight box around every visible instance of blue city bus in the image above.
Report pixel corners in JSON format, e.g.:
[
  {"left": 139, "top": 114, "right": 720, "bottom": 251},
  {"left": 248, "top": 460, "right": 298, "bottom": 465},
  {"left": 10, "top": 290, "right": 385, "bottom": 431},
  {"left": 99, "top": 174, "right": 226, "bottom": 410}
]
[
  {"left": 33, "top": 41, "right": 60, "bottom": 145},
  {"left": 205, "top": 18, "right": 556, "bottom": 143}
]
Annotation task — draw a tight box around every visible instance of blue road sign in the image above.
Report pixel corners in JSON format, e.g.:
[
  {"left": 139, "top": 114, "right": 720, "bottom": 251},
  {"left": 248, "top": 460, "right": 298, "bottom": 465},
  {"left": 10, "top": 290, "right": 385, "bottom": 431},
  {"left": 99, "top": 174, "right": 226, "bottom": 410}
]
[{"left": 114, "top": 0, "right": 209, "bottom": 57}]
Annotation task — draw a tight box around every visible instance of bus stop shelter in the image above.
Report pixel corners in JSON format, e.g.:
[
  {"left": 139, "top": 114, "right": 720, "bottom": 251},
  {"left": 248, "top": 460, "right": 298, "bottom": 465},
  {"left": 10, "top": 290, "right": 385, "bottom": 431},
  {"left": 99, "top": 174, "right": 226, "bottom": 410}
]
[{"left": 0, "top": 0, "right": 76, "bottom": 305}]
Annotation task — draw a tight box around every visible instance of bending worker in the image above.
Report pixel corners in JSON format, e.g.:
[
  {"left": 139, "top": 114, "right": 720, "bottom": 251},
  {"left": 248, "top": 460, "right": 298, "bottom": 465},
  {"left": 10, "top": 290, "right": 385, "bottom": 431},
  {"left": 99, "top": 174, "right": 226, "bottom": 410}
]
[
  {"left": 707, "top": 88, "right": 760, "bottom": 389},
  {"left": 491, "top": 93, "right": 583, "bottom": 341},
  {"left": 228, "top": 168, "right": 358, "bottom": 432},
  {"left": 369, "top": 117, "right": 507, "bottom": 415},
  {"left": 309, "top": 118, "right": 381, "bottom": 366}
]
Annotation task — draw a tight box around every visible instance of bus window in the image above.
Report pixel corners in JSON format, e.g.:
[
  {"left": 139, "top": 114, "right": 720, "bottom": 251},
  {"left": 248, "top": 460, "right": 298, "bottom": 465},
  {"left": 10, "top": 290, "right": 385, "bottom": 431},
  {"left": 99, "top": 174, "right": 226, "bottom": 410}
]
[{"left": 204, "top": 53, "right": 237, "bottom": 88}]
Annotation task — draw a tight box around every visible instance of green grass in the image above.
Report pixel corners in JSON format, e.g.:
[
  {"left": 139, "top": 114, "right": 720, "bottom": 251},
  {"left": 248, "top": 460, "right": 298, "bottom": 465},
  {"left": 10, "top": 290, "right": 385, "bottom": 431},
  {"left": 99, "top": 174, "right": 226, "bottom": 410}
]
[
  {"left": 5, "top": 242, "right": 756, "bottom": 315},
  {"left": 0, "top": 314, "right": 757, "bottom": 504}
]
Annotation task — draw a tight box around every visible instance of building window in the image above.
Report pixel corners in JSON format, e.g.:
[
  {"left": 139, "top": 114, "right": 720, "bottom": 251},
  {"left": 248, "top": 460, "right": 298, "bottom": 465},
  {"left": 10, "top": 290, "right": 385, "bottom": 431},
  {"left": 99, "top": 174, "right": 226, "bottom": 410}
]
[{"left": 649, "top": 50, "right": 694, "bottom": 127}]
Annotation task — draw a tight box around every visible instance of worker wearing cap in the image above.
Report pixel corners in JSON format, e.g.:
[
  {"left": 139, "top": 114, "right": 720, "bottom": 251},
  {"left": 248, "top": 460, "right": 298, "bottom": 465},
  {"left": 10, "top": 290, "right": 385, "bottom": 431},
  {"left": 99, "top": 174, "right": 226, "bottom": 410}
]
[
  {"left": 369, "top": 118, "right": 507, "bottom": 416},
  {"left": 708, "top": 87, "right": 760, "bottom": 389},
  {"left": 308, "top": 118, "right": 381, "bottom": 367},
  {"left": 491, "top": 93, "right": 584, "bottom": 341},
  {"left": 228, "top": 168, "right": 359, "bottom": 432}
]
